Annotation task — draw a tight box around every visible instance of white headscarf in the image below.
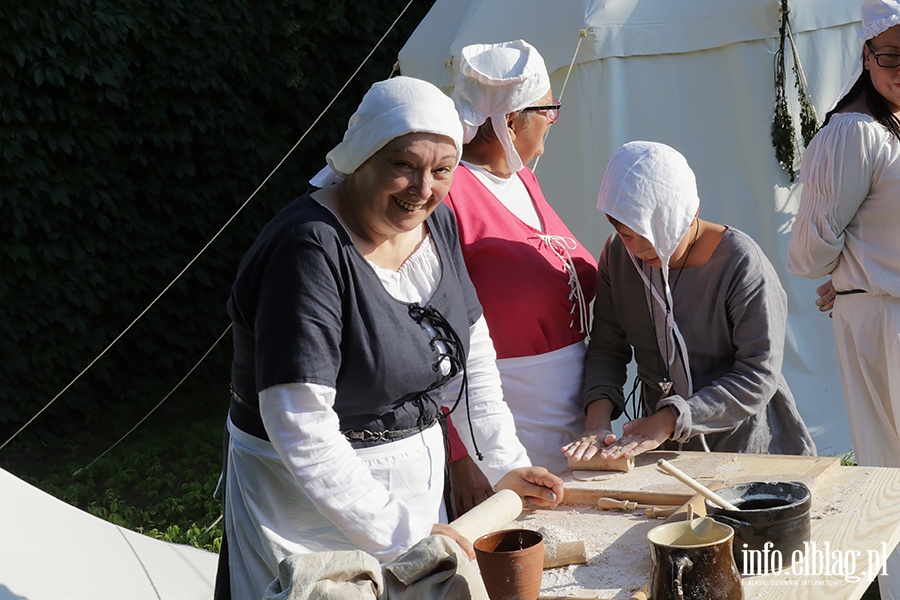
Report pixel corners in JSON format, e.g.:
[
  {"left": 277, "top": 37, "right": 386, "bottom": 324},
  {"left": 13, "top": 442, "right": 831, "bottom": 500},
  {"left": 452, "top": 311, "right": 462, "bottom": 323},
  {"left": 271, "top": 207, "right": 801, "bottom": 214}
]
[
  {"left": 598, "top": 141, "right": 699, "bottom": 279},
  {"left": 830, "top": 0, "right": 900, "bottom": 112},
  {"left": 310, "top": 76, "right": 463, "bottom": 187},
  {"left": 451, "top": 40, "right": 551, "bottom": 173},
  {"left": 597, "top": 141, "right": 700, "bottom": 399}
]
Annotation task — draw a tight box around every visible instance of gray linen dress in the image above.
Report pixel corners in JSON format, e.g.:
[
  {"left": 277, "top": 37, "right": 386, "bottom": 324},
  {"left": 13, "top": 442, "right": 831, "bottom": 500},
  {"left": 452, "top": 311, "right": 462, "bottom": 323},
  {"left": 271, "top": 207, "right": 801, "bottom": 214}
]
[{"left": 581, "top": 227, "right": 815, "bottom": 455}]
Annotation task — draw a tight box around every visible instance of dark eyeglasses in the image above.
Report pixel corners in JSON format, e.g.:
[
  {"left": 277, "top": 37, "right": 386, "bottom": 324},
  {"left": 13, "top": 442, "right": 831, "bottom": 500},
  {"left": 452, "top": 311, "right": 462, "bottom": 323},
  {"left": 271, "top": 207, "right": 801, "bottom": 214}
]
[
  {"left": 521, "top": 100, "right": 561, "bottom": 124},
  {"left": 866, "top": 41, "right": 900, "bottom": 68}
]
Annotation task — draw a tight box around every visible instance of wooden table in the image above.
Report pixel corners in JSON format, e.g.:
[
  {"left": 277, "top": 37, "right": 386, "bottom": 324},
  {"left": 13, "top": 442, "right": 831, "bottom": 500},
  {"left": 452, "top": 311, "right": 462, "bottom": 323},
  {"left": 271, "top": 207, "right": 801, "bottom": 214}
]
[
  {"left": 742, "top": 465, "right": 900, "bottom": 599},
  {"left": 521, "top": 453, "right": 900, "bottom": 599}
]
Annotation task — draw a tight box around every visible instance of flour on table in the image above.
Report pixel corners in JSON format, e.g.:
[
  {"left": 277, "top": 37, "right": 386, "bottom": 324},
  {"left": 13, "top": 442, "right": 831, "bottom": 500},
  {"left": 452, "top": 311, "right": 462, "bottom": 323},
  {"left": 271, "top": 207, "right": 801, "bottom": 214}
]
[
  {"left": 517, "top": 505, "right": 654, "bottom": 598},
  {"left": 533, "top": 524, "right": 578, "bottom": 545}
]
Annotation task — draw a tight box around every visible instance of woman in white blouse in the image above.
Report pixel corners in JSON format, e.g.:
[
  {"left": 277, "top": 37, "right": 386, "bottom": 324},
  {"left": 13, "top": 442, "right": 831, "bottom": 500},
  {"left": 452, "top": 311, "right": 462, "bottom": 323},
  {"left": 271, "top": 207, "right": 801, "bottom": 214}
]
[{"left": 787, "top": 1, "right": 900, "bottom": 596}]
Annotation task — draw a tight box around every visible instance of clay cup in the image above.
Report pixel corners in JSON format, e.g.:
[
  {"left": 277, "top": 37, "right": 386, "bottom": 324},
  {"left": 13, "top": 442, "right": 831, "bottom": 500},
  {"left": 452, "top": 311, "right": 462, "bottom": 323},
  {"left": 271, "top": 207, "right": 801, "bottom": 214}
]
[{"left": 474, "top": 528, "right": 544, "bottom": 600}]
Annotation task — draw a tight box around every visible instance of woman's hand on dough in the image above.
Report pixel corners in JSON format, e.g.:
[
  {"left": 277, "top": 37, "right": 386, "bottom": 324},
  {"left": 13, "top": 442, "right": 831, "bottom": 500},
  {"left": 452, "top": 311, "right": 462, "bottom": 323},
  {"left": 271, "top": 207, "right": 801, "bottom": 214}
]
[
  {"left": 563, "top": 397, "right": 617, "bottom": 461},
  {"left": 598, "top": 408, "right": 676, "bottom": 458},
  {"left": 562, "top": 429, "right": 617, "bottom": 461},
  {"left": 495, "top": 466, "right": 564, "bottom": 508}
]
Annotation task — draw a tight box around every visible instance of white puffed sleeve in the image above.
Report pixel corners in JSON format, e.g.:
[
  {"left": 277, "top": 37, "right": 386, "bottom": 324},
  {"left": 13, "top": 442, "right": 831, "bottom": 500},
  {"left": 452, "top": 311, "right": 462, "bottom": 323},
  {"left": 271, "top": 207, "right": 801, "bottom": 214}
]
[{"left": 787, "top": 115, "right": 877, "bottom": 279}]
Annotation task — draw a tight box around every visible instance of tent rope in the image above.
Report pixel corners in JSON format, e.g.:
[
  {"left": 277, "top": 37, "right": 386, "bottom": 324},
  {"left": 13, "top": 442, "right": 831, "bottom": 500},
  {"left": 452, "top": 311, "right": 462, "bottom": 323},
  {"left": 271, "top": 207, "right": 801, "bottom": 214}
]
[
  {"left": 0, "top": 0, "right": 418, "bottom": 455},
  {"left": 534, "top": 28, "right": 586, "bottom": 172},
  {"left": 786, "top": 15, "right": 819, "bottom": 147},
  {"left": 72, "top": 324, "right": 232, "bottom": 476},
  {"left": 556, "top": 29, "right": 588, "bottom": 106}
]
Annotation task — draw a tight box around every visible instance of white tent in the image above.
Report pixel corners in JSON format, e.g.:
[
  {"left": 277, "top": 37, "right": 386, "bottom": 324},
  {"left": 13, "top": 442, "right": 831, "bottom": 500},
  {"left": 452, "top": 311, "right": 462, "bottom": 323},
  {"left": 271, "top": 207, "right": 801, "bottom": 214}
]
[
  {"left": 398, "top": 0, "right": 865, "bottom": 456},
  {"left": 0, "top": 468, "right": 217, "bottom": 599}
]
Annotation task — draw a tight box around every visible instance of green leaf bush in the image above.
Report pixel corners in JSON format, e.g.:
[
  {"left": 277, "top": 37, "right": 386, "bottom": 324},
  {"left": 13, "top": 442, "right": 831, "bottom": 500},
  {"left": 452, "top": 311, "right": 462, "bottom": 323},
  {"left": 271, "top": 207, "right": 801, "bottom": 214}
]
[{"left": 10, "top": 383, "right": 228, "bottom": 552}]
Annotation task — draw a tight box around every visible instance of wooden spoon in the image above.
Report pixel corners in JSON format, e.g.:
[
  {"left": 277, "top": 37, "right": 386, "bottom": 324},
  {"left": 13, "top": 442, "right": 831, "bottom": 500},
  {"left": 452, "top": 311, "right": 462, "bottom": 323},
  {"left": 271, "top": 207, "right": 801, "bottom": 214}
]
[{"left": 657, "top": 459, "right": 740, "bottom": 511}]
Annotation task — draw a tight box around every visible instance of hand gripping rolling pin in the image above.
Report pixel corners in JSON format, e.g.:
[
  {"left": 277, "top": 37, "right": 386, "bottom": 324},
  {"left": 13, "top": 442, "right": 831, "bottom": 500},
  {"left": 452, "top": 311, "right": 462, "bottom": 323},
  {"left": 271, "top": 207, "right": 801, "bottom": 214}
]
[{"left": 448, "top": 489, "right": 588, "bottom": 569}]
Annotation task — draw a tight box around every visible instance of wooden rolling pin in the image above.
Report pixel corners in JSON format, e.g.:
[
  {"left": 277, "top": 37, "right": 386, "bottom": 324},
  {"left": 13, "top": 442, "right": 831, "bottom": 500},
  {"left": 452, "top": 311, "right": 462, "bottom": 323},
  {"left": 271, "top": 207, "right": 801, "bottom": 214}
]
[
  {"left": 595, "top": 497, "right": 679, "bottom": 517},
  {"left": 644, "top": 505, "right": 680, "bottom": 519},
  {"left": 448, "top": 489, "right": 523, "bottom": 542},
  {"left": 542, "top": 540, "right": 588, "bottom": 569},
  {"left": 656, "top": 459, "right": 740, "bottom": 511},
  {"left": 448, "top": 490, "right": 589, "bottom": 570}
]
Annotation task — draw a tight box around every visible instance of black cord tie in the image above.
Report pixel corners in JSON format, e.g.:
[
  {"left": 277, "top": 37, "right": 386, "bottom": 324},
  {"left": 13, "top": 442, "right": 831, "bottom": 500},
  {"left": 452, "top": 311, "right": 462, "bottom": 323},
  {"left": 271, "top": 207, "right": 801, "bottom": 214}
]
[
  {"left": 407, "top": 303, "right": 483, "bottom": 461},
  {"left": 623, "top": 377, "right": 642, "bottom": 421}
]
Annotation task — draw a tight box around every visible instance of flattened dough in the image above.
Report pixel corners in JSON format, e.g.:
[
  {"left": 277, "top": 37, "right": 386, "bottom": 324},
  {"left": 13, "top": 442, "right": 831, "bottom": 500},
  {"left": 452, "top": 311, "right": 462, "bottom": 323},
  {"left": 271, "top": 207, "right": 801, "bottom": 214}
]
[{"left": 572, "top": 470, "right": 624, "bottom": 482}]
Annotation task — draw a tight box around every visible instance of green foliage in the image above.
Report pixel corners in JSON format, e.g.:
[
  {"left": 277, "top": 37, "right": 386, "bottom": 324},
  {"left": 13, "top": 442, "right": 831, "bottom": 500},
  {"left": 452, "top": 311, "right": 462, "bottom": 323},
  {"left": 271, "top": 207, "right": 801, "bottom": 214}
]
[
  {"left": 840, "top": 448, "right": 857, "bottom": 466},
  {"left": 6, "top": 382, "right": 226, "bottom": 552},
  {"left": 771, "top": 0, "right": 819, "bottom": 182},
  {"left": 0, "top": 0, "right": 435, "bottom": 437}
]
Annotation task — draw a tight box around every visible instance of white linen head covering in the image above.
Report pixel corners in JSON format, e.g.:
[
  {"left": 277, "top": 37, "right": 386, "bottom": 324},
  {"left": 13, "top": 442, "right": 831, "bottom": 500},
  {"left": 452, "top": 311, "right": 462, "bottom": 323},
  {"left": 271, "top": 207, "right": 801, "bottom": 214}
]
[
  {"left": 597, "top": 141, "right": 699, "bottom": 279},
  {"left": 309, "top": 76, "right": 463, "bottom": 187},
  {"left": 451, "top": 39, "right": 551, "bottom": 173},
  {"left": 830, "top": 0, "right": 900, "bottom": 112},
  {"left": 597, "top": 141, "right": 700, "bottom": 400}
]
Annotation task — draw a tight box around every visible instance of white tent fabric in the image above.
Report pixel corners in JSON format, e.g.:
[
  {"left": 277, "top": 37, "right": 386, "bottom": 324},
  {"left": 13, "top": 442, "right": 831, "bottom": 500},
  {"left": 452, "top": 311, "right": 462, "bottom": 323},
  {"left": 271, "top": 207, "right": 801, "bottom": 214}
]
[
  {"left": 0, "top": 468, "right": 217, "bottom": 600},
  {"left": 398, "top": 0, "right": 865, "bottom": 456}
]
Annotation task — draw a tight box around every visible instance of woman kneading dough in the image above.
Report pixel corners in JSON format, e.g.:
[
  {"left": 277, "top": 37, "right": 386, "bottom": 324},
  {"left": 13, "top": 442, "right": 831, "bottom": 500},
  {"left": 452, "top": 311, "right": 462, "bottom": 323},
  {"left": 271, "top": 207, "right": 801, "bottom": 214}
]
[{"left": 564, "top": 141, "right": 815, "bottom": 461}]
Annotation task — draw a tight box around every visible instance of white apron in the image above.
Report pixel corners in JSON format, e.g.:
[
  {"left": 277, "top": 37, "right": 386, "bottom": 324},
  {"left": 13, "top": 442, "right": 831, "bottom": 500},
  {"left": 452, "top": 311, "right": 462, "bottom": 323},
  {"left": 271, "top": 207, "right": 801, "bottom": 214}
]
[
  {"left": 496, "top": 340, "right": 587, "bottom": 475},
  {"left": 225, "top": 418, "right": 445, "bottom": 600}
]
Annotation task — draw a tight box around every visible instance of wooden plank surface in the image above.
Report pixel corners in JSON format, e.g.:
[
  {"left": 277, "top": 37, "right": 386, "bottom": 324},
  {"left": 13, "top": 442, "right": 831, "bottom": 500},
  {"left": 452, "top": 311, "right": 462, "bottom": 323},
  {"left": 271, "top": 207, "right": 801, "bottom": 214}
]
[
  {"left": 529, "top": 460, "right": 900, "bottom": 600},
  {"left": 742, "top": 466, "right": 900, "bottom": 599},
  {"left": 522, "top": 503, "right": 653, "bottom": 598},
  {"left": 562, "top": 450, "right": 840, "bottom": 506}
]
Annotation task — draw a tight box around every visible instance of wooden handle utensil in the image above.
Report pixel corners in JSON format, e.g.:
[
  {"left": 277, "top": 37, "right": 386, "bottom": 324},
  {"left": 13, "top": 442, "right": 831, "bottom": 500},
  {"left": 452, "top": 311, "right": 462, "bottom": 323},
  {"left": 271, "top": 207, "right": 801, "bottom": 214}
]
[
  {"left": 644, "top": 505, "right": 680, "bottom": 519},
  {"left": 596, "top": 497, "right": 678, "bottom": 511},
  {"left": 656, "top": 459, "right": 740, "bottom": 511}
]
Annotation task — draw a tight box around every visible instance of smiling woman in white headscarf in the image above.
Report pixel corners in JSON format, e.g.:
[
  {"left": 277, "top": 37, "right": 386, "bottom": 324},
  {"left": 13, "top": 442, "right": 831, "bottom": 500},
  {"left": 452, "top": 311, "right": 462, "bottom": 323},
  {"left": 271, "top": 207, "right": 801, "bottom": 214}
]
[
  {"left": 217, "top": 76, "right": 563, "bottom": 600},
  {"left": 563, "top": 141, "right": 814, "bottom": 461}
]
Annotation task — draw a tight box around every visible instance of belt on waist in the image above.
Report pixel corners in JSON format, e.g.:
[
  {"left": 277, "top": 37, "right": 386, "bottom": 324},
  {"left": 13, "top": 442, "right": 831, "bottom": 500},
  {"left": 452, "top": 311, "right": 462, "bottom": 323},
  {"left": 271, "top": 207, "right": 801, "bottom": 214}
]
[
  {"left": 228, "top": 387, "right": 441, "bottom": 447},
  {"left": 342, "top": 417, "right": 440, "bottom": 448},
  {"left": 836, "top": 289, "right": 867, "bottom": 295},
  {"left": 229, "top": 387, "right": 269, "bottom": 441}
]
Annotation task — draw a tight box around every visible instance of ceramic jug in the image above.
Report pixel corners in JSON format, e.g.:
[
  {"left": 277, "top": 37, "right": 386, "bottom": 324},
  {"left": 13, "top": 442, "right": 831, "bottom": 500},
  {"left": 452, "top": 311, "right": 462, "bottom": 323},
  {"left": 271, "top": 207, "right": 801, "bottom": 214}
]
[{"left": 647, "top": 517, "right": 743, "bottom": 600}]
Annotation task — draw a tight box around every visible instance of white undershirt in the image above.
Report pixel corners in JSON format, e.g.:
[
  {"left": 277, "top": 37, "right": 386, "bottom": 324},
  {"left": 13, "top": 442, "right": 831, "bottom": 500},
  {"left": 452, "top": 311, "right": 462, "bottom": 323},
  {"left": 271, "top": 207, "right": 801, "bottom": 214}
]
[{"left": 462, "top": 161, "right": 543, "bottom": 230}]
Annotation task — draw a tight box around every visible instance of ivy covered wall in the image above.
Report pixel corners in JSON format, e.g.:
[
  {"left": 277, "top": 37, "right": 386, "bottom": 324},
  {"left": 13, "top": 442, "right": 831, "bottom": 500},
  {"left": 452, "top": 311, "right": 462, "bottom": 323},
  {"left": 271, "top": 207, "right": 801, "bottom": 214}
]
[{"left": 1, "top": 0, "right": 434, "bottom": 437}]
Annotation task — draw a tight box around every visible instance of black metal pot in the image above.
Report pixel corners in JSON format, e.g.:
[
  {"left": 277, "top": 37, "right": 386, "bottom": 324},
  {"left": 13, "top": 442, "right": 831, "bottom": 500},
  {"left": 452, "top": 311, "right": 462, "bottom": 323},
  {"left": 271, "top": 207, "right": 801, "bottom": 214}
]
[{"left": 705, "top": 481, "right": 811, "bottom": 575}]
